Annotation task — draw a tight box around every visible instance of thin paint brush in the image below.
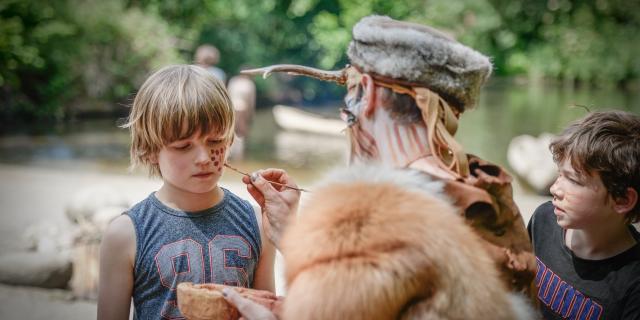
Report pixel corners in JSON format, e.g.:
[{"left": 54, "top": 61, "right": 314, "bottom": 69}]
[{"left": 224, "top": 163, "right": 310, "bottom": 193}]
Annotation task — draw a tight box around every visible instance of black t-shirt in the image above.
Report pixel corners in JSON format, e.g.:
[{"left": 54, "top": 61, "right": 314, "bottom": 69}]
[{"left": 528, "top": 201, "right": 640, "bottom": 320}]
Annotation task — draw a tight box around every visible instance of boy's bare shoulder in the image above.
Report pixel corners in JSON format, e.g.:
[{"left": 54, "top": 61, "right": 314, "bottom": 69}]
[
  {"left": 103, "top": 215, "right": 136, "bottom": 246},
  {"left": 100, "top": 215, "right": 136, "bottom": 268}
]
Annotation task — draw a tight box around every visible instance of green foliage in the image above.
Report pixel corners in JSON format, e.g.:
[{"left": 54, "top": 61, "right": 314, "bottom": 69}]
[
  {"left": 488, "top": 0, "right": 640, "bottom": 84},
  {"left": 1, "top": 0, "right": 73, "bottom": 118},
  {"left": 1, "top": 0, "right": 638, "bottom": 120},
  {"left": 1, "top": 0, "right": 184, "bottom": 120}
]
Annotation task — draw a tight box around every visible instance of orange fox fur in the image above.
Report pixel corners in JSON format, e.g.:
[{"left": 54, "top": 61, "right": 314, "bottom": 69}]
[{"left": 279, "top": 166, "right": 533, "bottom": 319}]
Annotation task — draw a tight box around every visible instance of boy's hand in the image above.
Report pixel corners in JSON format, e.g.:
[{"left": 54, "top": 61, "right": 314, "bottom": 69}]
[{"left": 242, "top": 168, "right": 300, "bottom": 248}]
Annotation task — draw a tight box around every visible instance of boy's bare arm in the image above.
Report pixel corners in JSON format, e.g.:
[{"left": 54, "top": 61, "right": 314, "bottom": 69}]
[
  {"left": 252, "top": 207, "right": 276, "bottom": 292},
  {"left": 98, "top": 215, "right": 136, "bottom": 320}
]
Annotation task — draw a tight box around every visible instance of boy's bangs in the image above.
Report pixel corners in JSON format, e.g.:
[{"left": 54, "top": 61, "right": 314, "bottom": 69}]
[
  {"left": 566, "top": 145, "right": 590, "bottom": 176},
  {"left": 159, "top": 99, "right": 233, "bottom": 143},
  {"left": 552, "top": 134, "right": 590, "bottom": 176}
]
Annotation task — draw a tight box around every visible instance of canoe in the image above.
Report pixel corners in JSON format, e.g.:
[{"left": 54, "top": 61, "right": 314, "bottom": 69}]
[{"left": 272, "top": 105, "right": 345, "bottom": 136}]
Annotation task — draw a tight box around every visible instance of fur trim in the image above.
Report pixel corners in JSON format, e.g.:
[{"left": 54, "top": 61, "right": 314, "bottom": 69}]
[
  {"left": 508, "top": 293, "right": 538, "bottom": 320},
  {"left": 313, "top": 164, "right": 449, "bottom": 205},
  {"left": 347, "top": 15, "right": 492, "bottom": 110}
]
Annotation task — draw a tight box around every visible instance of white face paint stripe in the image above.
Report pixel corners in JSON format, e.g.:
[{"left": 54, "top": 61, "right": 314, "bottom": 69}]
[
  {"left": 384, "top": 123, "right": 400, "bottom": 164},
  {"left": 408, "top": 124, "right": 427, "bottom": 154},
  {"left": 393, "top": 123, "right": 409, "bottom": 163},
  {"left": 405, "top": 125, "right": 421, "bottom": 155},
  {"left": 366, "top": 110, "right": 388, "bottom": 161},
  {"left": 378, "top": 109, "right": 400, "bottom": 164}
]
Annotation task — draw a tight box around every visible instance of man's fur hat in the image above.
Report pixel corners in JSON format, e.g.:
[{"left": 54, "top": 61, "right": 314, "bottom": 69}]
[{"left": 348, "top": 15, "right": 492, "bottom": 111}]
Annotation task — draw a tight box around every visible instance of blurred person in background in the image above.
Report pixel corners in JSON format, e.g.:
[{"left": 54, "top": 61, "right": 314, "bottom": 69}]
[
  {"left": 227, "top": 74, "right": 256, "bottom": 160},
  {"left": 194, "top": 44, "right": 227, "bottom": 85}
]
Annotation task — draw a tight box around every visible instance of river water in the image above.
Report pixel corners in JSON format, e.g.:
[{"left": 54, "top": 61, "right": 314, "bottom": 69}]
[{"left": 0, "top": 80, "right": 638, "bottom": 185}]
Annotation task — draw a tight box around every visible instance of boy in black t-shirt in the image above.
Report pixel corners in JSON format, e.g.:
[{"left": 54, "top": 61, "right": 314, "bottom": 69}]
[{"left": 528, "top": 111, "right": 640, "bottom": 319}]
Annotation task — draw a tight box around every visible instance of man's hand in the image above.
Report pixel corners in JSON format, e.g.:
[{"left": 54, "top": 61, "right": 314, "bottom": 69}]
[
  {"left": 242, "top": 168, "right": 300, "bottom": 248},
  {"left": 222, "top": 288, "right": 278, "bottom": 320}
]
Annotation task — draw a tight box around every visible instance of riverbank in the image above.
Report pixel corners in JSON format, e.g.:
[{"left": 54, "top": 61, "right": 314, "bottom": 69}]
[{"left": 0, "top": 163, "right": 550, "bottom": 319}]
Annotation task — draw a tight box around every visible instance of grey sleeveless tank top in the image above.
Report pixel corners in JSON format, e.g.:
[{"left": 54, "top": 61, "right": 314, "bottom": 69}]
[{"left": 125, "top": 188, "right": 260, "bottom": 319}]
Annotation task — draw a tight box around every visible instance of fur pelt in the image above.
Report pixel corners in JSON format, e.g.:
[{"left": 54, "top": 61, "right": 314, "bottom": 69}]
[{"left": 280, "top": 165, "right": 534, "bottom": 319}]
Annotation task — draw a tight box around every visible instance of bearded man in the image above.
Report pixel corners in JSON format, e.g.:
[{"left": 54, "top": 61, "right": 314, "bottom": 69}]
[{"left": 227, "top": 15, "right": 537, "bottom": 319}]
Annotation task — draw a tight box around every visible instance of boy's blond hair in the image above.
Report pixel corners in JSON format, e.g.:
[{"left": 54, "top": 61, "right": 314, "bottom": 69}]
[
  {"left": 550, "top": 110, "right": 640, "bottom": 223},
  {"left": 122, "top": 64, "right": 235, "bottom": 177}
]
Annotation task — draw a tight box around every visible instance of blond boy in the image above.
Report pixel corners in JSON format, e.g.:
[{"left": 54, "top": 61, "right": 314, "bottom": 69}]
[
  {"left": 97, "top": 65, "right": 275, "bottom": 319},
  {"left": 528, "top": 111, "right": 640, "bottom": 319}
]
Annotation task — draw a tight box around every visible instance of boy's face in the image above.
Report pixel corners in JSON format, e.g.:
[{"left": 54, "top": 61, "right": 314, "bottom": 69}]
[
  {"left": 550, "top": 158, "right": 616, "bottom": 229},
  {"left": 153, "top": 130, "right": 229, "bottom": 195}
]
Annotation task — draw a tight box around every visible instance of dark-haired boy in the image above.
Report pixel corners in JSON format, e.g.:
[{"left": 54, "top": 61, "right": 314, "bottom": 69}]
[{"left": 528, "top": 111, "right": 640, "bottom": 319}]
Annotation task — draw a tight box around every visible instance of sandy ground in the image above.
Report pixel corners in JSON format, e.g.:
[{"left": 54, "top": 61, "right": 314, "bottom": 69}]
[{"left": 0, "top": 164, "right": 550, "bottom": 319}]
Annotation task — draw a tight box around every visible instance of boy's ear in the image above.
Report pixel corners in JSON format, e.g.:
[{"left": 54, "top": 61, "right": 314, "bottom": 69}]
[{"left": 613, "top": 187, "right": 638, "bottom": 215}]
